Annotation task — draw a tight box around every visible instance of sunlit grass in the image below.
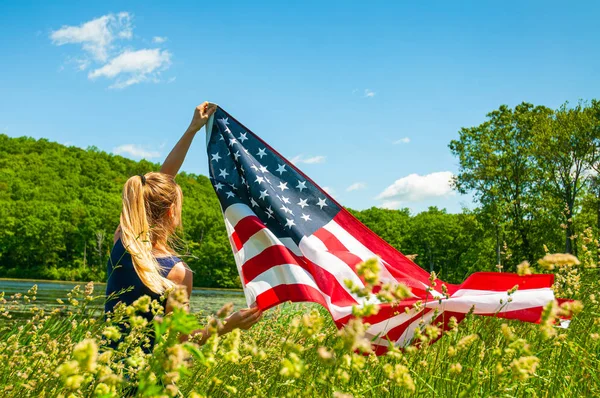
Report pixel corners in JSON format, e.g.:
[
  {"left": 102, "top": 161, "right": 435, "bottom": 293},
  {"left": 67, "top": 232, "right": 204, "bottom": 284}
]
[{"left": 0, "top": 256, "right": 598, "bottom": 397}]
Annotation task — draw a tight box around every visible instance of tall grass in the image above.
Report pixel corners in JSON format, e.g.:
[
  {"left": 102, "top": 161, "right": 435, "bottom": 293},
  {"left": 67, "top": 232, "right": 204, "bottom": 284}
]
[{"left": 0, "top": 252, "right": 598, "bottom": 397}]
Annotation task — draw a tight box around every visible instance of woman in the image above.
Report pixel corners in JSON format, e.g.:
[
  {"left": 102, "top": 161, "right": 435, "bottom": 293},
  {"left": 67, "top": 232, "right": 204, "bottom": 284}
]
[{"left": 105, "top": 102, "right": 262, "bottom": 345}]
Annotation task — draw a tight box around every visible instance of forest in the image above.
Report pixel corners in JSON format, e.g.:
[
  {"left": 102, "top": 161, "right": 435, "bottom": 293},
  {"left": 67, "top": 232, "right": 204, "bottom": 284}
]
[{"left": 1, "top": 100, "right": 599, "bottom": 288}]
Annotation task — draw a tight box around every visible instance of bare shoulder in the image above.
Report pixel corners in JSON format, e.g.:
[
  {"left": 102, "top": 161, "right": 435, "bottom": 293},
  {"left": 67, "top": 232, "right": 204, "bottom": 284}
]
[
  {"left": 167, "top": 262, "right": 193, "bottom": 288},
  {"left": 113, "top": 225, "right": 122, "bottom": 244}
]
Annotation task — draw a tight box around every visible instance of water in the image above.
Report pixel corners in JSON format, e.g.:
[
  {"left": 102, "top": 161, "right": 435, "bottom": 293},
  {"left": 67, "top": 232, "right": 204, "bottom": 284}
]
[{"left": 0, "top": 278, "right": 248, "bottom": 318}]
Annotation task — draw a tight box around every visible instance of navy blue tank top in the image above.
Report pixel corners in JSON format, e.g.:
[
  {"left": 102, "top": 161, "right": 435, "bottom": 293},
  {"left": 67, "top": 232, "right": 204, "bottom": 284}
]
[{"left": 105, "top": 237, "right": 181, "bottom": 320}]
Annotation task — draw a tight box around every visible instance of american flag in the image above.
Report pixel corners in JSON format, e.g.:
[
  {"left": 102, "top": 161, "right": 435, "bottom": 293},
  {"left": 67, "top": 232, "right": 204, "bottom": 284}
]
[{"left": 206, "top": 106, "right": 556, "bottom": 353}]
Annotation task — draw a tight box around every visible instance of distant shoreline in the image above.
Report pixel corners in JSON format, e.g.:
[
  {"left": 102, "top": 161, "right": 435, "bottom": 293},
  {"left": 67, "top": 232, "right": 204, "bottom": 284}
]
[{"left": 0, "top": 277, "right": 243, "bottom": 293}]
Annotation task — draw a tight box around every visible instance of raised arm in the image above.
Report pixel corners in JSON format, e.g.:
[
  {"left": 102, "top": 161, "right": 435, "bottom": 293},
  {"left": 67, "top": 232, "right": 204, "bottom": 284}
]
[{"left": 160, "top": 102, "right": 217, "bottom": 177}]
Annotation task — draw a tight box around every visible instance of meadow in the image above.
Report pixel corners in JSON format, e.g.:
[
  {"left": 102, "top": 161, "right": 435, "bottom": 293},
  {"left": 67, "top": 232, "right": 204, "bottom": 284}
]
[{"left": 0, "top": 248, "right": 598, "bottom": 398}]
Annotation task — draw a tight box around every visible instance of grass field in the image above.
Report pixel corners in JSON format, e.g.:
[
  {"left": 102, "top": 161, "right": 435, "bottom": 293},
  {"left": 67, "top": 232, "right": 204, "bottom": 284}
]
[{"left": 0, "top": 253, "right": 598, "bottom": 397}]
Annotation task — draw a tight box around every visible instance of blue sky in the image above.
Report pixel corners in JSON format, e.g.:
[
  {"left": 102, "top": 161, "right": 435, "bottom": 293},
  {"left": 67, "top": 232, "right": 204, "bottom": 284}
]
[{"left": 1, "top": 1, "right": 599, "bottom": 213}]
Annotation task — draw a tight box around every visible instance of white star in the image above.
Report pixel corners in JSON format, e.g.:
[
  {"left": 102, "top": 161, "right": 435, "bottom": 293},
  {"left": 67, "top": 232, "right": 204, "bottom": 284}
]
[
  {"left": 259, "top": 190, "right": 269, "bottom": 200},
  {"left": 229, "top": 138, "right": 237, "bottom": 146},
  {"left": 317, "top": 198, "right": 327, "bottom": 209},
  {"left": 280, "top": 205, "right": 294, "bottom": 216},
  {"left": 266, "top": 206, "right": 274, "bottom": 214},
  {"left": 238, "top": 132, "right": 248, "bottom": 142},
  {"left": 250, "top": 198, "right": 259, "bottom": 207},
  {"left": 265, "top": 176, "right": 271, "bottom": 185},
  {"left": 255, "top": 176, "right": 265, "bottom": 184},
  {"left": 277, "top": 182, "right": 289, "bottom": 191},
  {"left": 218, "top": 135, "right": 224, "bottom": 141},
  {"left": 276, "top": 164, "right": 287, "bottom": 175},
  {"left": 301, "top": 213, "right": 311, "bottom": 222},
  {"left": 259, "top": 165, "right": 268, "bottom": 173},
  {"left": 219, "top": 169, "right": 229, "bottom": 178},
  {"left": 226, "top": 191, "right": 235, "bottom": 198},
  {"left": 243, "top": 148, "right": 250, "bottom": 155},
  {"left": 251, "top": 164, "right": 259, "bottom": 171},
  {"left": 266, "top": 211, "right": 274, "bottom": 219},
  {"left": 233, "top": 151, "right": 241, "bottom": 161},
  {"left": 296, "top": 181, "right": 307, "bottom": 192},
  {"left": 297, "top": 198, "right": 308, "bottom": 208},
  {"left": 240, "top": 166, "right": 245, "bottom": 173},
  {"left": 281, "top": 196, "right": 290, "bottom": 204},
  {"left": 219, "top": 117, "right": 229, "bottom": 126},
  {"left": 285, "top": 218, "right": 296, "bottom": 229},
  {"left": 224, "top": 127, "right": 231, "bottom": 133},
  {"left": 257, "top": 148, "right": 267, "bottom": 159},
  {"left": 211, "top": 152, "right": 221, "bottom": 162},
  {"left": 241, "top": 176, "right": 246, "bottom": 185},
  {"left": 214, "top": 182, "right": 224, "bottom": 191}
]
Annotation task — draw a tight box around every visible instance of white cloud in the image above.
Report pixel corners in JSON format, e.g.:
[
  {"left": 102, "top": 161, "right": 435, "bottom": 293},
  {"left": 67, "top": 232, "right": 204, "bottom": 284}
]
[
  {"left": 51, "top": 12, "right": 174, "bottom": 88},
  {"left": 50, "top": 12, "right": 133, "bottom": 62},
  {"left": 346, "top": 182, "right": 367, "bottom": 192},
  {"left": 290, "top": 154, "right": 326, "bottom": 165},
  {"left": 89, "top": 49, "right": 172, "bottom": 89},
  {"left": 322, "top": 186, "right": 337, "bottom": 198},
  {"left": 377, "top": 171, "right": 455, "bottom": 203},
  {"left": 381, "top": 200, "right": 402, "bottom": 209},
  {"left": 113, "top": 144, "right": 161, "bottom": 159},
  {"left": 393, "top": 137, "right": 410, "bottom": 144},
  {"left": 364, "top": 89, "right": 376, "bottom": 98}
]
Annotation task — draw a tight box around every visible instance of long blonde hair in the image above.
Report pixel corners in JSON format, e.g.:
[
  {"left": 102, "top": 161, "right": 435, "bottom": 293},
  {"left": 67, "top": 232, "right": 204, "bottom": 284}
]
[{"left": 120, "top": 172, "right": 183, "bottom": 294}]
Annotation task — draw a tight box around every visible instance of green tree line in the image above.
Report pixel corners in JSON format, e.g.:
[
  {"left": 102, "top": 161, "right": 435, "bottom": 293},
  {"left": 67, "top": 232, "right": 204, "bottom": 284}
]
[{"left": 0, "top": 99, "right": 598, "bottom": 287}]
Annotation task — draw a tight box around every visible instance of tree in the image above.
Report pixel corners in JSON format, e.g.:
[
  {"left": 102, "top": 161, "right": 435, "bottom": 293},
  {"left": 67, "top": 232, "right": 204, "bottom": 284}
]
[
  {"left": 449, "top": 103, "right": 552, "bottom": 264},
  {"left": 532, "top": 101, "right": 600, "bottom": 253}
]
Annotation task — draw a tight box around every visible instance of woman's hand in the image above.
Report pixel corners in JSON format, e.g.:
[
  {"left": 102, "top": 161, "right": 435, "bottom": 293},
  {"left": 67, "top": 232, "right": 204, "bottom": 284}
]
[
  {"left": 187, "top": 102, "right": 217, "bottom": 133},
  {"left": 223, "top": 306, "right": 263, "bottom": 332}
]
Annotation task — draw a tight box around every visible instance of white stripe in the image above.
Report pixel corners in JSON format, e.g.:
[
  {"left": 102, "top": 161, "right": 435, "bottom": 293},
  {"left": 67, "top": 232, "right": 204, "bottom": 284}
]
[
  {"left": 366, "top": 308, "right": 420, "bottom": 346},
  {"left": 428, "top": 288, "right": 554, "bottom": 314},
  {"left": 396, "top": 309, "right": 439, "bottom": 347},
  {"left": 245, "top": 263, "right": 353, "bottom": 320},
  {"left": 300, "top": 235, "right": 380, "bottom": 306},
  {"left": 224, "top": 203, "right": 256, "bottom": 227},
  {"left": 323, "top": 220, "right": 397, "bottom": 284}
]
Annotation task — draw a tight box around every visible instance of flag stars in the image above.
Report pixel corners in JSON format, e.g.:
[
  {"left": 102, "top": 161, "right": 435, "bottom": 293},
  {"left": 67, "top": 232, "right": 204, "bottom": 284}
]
[
  {"left": 229, "top": 138, "right": 237, "bottom": 146},
  {"left": 219, "top": 117, "right": 229, "bottom": 126},
  {"left": 255, "top": 176, "right": 265, "bottom": 184},
  {"left": 259, "top": 189, "right": 270, "bottom": 200},
  {"left": 219, "top": 169, "right": 229, "bottom": 179},
  {"left": 296, "top": 181, "right": 307, "bottom": 192},
  {"left": 238, "top": 132, "right": 248, "bottom": 142},
  {"left": 259, "top": 165, "right": 268, "bottom": 173},
  {"left": 317, "top": 198, "right": 328, "bottom": 209},
  {"left": 297, "top": 198, "right": 309, "bottom": 208},
  {"left": 281, "top": 205, "right": 294, "bottom": 216},
  {"left": 250, "top": 198, "right": 259, "bottom": 207},
  {"left": 226, "top": 191, "right": 235, "bottom": 199},
  {"left": 277, "top": 182, "right": 289, "bottom": 191},
  {"left": 301, "top": 213, "right": 311, "bottom": 222},
  {"left": 257, "top": 148, "right": 267, "bottom": 159},
  {"left": 214, "top": 182, "right": 224, "bottom": 191},
  {"left": 233, "top": 151, "right": 241, "bottom": 161},
  {"left": 276, "top": 164, "right": 287, "bottom": 175},
  {"left": 251, "top": 164, "right": 259, "bottom": 171},
  {"left": 211, "top": 152, "right": 221, "bottom": 162},
  {"left": 281, "top": 196, "right": 290, "bottom": 204},
  {"left": 285, "top": 218, "right": 296, "bottom": 229}
]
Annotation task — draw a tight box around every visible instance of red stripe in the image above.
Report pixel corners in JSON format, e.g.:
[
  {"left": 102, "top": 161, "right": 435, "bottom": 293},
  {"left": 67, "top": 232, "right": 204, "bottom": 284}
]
[
  {"left": 458, "top": 272, "right": 554, "bottom": 292},
  {"left": 242, "top": 245, "right": 358, "bottom": 307},
  {"left": 313, "top": 226, "right": 365, "bottom": 281},
  {"left": 255, "top": 284, "right": 329, "bottom": 312},
  {"left": 234, "top": 215, "right": 266, "bottom": 245},
  {"left": 230, "top": 231, "right": 242, "bottom": 252}
]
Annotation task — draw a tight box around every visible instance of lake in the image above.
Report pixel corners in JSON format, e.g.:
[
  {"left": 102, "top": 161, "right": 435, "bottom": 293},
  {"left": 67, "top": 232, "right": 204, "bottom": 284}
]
[{"left": 0, "top": 278, "right": 248, "bottom": 318}]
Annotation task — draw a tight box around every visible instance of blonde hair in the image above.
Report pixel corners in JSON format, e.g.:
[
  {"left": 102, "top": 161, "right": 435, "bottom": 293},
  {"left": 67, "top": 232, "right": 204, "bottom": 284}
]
[{"left": 120, "top": 172, "right": 183, "bottom": 294}]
